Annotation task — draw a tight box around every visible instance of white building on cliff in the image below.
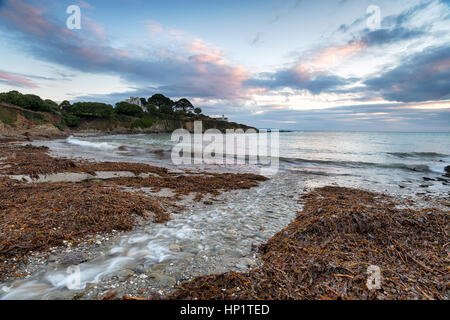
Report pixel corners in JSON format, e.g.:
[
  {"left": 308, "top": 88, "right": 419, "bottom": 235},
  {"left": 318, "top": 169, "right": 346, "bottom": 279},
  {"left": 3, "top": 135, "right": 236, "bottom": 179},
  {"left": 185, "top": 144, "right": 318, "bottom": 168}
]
[{"left": 125, "top": 97, "right": 147, "bottom": 112}]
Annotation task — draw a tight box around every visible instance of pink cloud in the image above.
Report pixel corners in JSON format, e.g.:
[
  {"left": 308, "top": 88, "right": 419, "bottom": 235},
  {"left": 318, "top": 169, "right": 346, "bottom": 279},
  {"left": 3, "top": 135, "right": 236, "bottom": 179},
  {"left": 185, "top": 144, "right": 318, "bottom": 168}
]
[
  {"left": 0, "top": 0, "right": 56, "bottom": 37},
  {"left": 309, "top": 42, "right": 366, "bottom": 70},
  {"left": 0, "top": 1, "right": 252, "bottom": 100},
  {"left": 0, "top": 71, "right": 39, "bottom": 88},
  {"left": 83, "top": 16, "right": 107, "bottom": 43},
  {"left": 428, "top": 58, "right": 450, "bottom": 73},
  {"left": 181, "top": 39, "right": 251, "bottom": 99}
]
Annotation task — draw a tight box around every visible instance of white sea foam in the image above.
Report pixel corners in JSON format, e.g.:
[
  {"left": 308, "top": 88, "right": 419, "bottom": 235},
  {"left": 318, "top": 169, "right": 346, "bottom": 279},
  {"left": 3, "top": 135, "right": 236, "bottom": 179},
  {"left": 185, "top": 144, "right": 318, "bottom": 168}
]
[{"left": 66, "top": 136, "right": 118, "bottom": 150}]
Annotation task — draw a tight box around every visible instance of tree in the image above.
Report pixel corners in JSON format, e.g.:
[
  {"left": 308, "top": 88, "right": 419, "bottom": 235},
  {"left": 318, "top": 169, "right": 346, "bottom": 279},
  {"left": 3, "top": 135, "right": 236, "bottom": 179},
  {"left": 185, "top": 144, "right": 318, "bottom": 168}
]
[
  {"left": 159, "top": 103, "right": 174, "bottom": 115},
  {"left": 115, "top": 101, "right": 144, "bottom": 118},
  {"left": 62, "top": 113, "right": 80, "bottom": 127},
  {"left": 67, "top": 102, "right": 114, "bottom": 118},
  {"left": 174, "top": 98, "right": 194, "bottom": 112},
  {"left": 148, "top": 94, "right": 174, "bottom": 114},
  {"left": 194, "top": 107, "right": 202, "bottom": 115},
  {"left": 148, "top": 94, "right": 174, "bottom": 108},
  {"left": 146, "top": 104, "right": 158, "bottom": 115},
  {"left": 59, "top": 100, "right": 71, "bottom": 111},
  {"left": 0, "top": 91, "right": 53, "bottom": 112},
  {"left": 140, "top": 98, "right": 148, "bottom": 107},
  {"left": 44, "top": 99, "right": 58, "bottom": 109}
]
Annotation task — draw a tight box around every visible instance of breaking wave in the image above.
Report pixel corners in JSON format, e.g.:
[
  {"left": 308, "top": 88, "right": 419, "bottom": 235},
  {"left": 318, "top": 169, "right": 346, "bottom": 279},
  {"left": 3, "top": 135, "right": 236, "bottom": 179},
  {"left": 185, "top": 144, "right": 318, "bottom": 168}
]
[{"left": 66, "top": 136, "right": 119, "bottom": 151}]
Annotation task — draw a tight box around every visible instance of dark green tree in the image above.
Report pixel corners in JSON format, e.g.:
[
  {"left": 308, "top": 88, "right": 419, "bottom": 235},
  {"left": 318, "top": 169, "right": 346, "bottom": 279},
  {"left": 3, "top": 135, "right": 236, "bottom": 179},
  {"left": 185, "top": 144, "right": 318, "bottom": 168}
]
[
  {"left": 174, "top": 98, "right": 194, "bottom": 112},
  {"left": 159, "top": 103, "right": 174, "bottom": 114},
  {"left": 146, "top": 104, "right": 158, "bottom": 115},
  {"left": 140, "top": 98, "right": 148, "bottom": 107},
  {"left": 148, "top": 94, "right": 174, "bottom": 113},
  {"left": 62, "top": 113, "right": 80, "bottom": 127},
  {"left": 0, "top": 91, "right": 53, "bottom": 112},
  {"left": 115, "top": 101, "right": 144, "bottom": 118},
  {"left": 194, "top": 107, "right": 202, "bottom": 115},
  {"left": 59, "top": 100, "right": 71, "bottom": 111},
  {"left": 67, "top": 102, "right": 114, "bottom": 118}
]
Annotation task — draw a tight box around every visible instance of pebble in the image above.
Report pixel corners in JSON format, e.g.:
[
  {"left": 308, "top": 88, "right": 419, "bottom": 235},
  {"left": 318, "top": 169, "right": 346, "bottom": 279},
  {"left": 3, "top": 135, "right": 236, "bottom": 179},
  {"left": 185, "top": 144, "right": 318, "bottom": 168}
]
[
  {"left": 169, "top": 244, "right": 182, "bottom": 252},
  {"left": 117, "top": 269, "right": 134, "bottom": 281}
]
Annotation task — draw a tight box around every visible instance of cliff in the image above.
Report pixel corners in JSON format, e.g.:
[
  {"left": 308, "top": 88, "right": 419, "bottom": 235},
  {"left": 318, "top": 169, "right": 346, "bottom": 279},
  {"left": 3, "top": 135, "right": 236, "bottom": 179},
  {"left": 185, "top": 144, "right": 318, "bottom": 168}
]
[{"left": 0, "top": 103, "right": 256, "bottom": 141}]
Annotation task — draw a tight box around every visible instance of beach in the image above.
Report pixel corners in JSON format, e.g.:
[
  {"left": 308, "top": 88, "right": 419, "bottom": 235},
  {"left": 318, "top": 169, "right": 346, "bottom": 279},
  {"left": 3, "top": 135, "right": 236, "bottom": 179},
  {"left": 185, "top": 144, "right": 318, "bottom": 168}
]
[{"left": 0, "top": 132, "right": 448, "bottom": 300}]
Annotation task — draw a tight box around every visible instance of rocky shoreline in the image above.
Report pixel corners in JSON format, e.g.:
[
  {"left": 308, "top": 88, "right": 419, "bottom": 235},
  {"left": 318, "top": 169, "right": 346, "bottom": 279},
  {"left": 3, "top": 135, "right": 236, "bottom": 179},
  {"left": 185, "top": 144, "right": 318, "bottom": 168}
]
[
  {"left": 0, "top": 142, "right": 448, "bottom": 300},
  {"left": 0, "top": 143, "right": 273, "bottom": 299}
]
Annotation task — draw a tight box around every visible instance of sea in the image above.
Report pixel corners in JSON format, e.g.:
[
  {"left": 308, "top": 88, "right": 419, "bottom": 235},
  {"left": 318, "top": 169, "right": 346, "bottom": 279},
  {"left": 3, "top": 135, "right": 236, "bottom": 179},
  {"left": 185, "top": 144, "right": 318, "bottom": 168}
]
[{"left": 46, "top": 131, "right": 450, "bottom": 196}]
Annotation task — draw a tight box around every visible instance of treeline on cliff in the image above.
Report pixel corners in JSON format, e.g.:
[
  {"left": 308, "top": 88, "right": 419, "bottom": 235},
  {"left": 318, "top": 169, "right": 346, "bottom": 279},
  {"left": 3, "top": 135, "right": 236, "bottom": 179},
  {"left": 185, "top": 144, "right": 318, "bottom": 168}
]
[{"left": 0, "top": 91, "right": 205, "bottom": 129}]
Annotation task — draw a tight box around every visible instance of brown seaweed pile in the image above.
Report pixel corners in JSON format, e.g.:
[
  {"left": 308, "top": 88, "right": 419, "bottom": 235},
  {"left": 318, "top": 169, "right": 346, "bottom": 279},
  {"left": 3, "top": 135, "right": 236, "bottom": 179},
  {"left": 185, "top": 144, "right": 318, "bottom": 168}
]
[
  {"left": 0, "top": 144, "right": 167, "bottom": 178},
  {"left": 0, "top": 144, "right": 269, "bottom": 280},
  {"left": 169, "top": 187, "right": 449, "bottom": 300},
  {"left": 0, "top": 177, "right": 170, "bottom": 280},
  {"left": 108, "top": 172, "right": 268, "bottom": 201}
]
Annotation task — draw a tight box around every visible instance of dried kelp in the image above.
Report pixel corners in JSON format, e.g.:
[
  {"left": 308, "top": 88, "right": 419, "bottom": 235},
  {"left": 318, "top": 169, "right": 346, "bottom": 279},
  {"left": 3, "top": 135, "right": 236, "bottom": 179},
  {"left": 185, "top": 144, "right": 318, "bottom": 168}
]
[
  {"left": 107, "top": 172, "right": 268, "bottom": 201},
  {"left": 169, "top": 187, "right": 449, "bottom": 300},
  {"left": 0, "top": 178, "right": 169, "bottom": 280},
  {"left": 0, "top": 144, "right": 269, "bottom": 281},
  {"left": 0, "top": 145, "right": 76, "bottom": 178},
  {"left": 0, "top": 144, "right": 167, "bottom": 177}
]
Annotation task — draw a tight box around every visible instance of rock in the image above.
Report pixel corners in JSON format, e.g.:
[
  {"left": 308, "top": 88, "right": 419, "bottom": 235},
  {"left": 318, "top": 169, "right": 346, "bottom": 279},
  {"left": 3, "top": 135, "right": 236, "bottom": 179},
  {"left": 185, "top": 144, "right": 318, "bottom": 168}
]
[
  {"left": 422, "top": 177, "right": 435, "bottom": 181},
  {"left": 117, "top": 269, "right": 134, "bottom": 281},
  {"left": 133, "top": 267, "right": 145, "bottom": 274},
  {"left": 148, "top": 272, "right": 176, "bottom": 287},
  {"left": 445, "top": 166, "right": 450, "bottom": 173},
  {"left": 151, "top": 263, "right": 167, "bottom": 271},
  {"left": 169, "top": 244, "right": 182, "bottom": 252},
  {"left": 203, "top": 201, "right": 213, "bottom": 205},
  {"left": 59, "top": 252, "right": 87, "bottom": 265}
]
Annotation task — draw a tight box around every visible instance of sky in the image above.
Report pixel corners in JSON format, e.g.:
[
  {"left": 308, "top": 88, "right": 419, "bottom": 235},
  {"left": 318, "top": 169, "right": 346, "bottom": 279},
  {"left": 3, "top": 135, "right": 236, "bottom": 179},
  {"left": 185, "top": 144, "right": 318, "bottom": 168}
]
[{"left": 0, "top": 0, "right": 449, "bottom": 131}]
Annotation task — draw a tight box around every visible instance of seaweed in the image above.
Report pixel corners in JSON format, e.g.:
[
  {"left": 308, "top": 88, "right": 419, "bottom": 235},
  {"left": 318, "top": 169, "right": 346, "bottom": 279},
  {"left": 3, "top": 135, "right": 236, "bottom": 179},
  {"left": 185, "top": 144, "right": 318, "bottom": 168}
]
[
  {"left": 0, "top": 144, "right": 269, "bottom": 280},
  {"left": 0, "top": 144, "right": 167, "bottom": 178},
  {"left": 169, "top": 187, "right": 449, "bottom": 300},
  {"left": 0, "top": 178, "right": 169, "bottom": 280}
]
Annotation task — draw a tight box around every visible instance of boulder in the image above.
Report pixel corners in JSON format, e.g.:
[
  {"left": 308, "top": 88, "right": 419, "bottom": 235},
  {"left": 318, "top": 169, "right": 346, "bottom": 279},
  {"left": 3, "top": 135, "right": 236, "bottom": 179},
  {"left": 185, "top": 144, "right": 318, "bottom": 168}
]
[{"left": 59, "top": 252, "right": 87, "bottom": 265}]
